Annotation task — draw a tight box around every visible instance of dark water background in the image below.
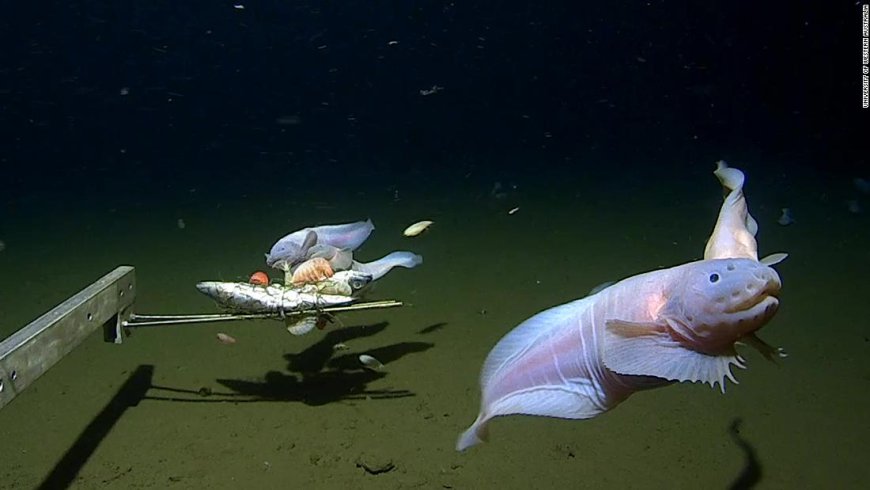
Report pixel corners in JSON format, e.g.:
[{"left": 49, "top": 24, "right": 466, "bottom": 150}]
[{"left": 1, "top": 1, "right": 868, "bottom": 488}]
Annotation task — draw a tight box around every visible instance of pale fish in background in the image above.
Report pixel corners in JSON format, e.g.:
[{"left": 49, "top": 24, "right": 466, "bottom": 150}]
[
  {"left": 359, "top": 354, "right": 385, "bottom": 371},
  {"left": 777, "top": 208, "right": 795, "bottom": 226},
  {"left": 457, "top": 161, "right": 787, "bottom": 451},
  {"left": 403, "top": 220, "right": 433, "bottom": 237}
]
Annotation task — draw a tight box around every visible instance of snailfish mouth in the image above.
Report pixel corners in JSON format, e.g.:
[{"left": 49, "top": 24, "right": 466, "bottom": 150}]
[
  {"left": 727, "top": 268, "right": 782, "bottom": 313},
  {"left": 728, "top": 291, "right": 774, "bottom": 313},
  {"left": 729, "top": 295, "right": 779, "bottom": 331}
]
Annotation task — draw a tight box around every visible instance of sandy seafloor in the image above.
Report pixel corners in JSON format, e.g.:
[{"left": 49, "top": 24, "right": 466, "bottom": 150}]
[{"left": 0, "top": 161, "right": 868, "bottom": 489}]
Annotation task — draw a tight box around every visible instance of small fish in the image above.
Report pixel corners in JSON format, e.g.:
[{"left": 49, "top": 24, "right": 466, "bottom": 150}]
[
  {"left": 777, "top": 208, "right": 794, "bottom": 226},
  {"left": 403, "top": 220, "right": 433, "bottom": 237},
  {"left": 333, "top": 342, "right": 350, "bottom": 351},
  {"left": 216, "top": 332, "right": 237, "bottom": 344},
  {"left": 508, "top": 207, "right": 519, "bottom": 215},
  {"left": 177, "top": 218, "right": 186, "bottom": 229},
  {"left": 359, "top": 354, "right": 385, "bottom": 371}
]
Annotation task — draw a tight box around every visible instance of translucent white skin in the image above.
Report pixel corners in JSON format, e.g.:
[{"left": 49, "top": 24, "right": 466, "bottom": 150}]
[
  {"left": 266, "top": 219, "right": 375, "bottom": 269},
  {"left": 457, "top": 258, "right": 781, "bottom": 451},
  {"left": 352, "top": 251, "right": 423, "bottom": 280},
  {"left": 457, "top": 161, "right": 787, "bottom": 451}
]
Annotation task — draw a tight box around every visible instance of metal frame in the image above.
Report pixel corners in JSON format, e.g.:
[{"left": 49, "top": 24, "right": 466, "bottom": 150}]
[
  {"left": 0, "top": 266, "right": 136, "bottom": 410},
  {"left": 0, "top": 265, "right": 404, "bottom": 411}
]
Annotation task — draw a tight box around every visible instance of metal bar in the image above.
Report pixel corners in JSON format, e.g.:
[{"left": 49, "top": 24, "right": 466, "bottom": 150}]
[
  {"left": 129, "top": 313, "right": 267, "bottom": 320},
  {"left": 123, "top": 300, "right": 404, "bottom": 327},
  {"left": 318, "top": 300, "right": 404, "bottom": 313},
  {"left": 0, "top": 266, "right": 136, "bottom": 410},
  {"left": 124, "top": 314, "right": 276, "bottom": 327}
]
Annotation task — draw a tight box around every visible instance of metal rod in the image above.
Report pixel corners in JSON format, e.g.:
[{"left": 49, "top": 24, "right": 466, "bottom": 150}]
[
  {"left": 316, "top": 300, "right": 404, "bottom": 312},
  {"left": 123, "top": 300, "right": 403, "bottom": 327},
  {"left": 123, "top": 315, "right": 272, "bottom": 327},
  {"left": 130, "top": 314, "right": 258, "bottom": 320}
]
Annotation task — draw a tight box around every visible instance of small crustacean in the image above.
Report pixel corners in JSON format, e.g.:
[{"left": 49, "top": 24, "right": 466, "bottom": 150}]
[{"left": 291, "top": 257, "right": 334, "bottom": 285}]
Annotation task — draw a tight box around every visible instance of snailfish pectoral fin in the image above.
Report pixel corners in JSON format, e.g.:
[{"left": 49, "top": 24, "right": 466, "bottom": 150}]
[
  {"left": 759, "top": 253, "right": 788, "bottom": 266},
  {"left": 602, "top": 319, "right": 744, "bottom": 392}
]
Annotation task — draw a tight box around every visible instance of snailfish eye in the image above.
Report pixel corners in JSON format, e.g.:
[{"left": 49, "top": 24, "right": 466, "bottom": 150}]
[{"left": 709, "top": 273, "right": 720, "bottom": 283}]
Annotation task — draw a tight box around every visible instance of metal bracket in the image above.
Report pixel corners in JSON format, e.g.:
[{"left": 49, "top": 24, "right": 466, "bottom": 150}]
[{"left": 0, "top": 266, "right": 136, "bottom": 410}]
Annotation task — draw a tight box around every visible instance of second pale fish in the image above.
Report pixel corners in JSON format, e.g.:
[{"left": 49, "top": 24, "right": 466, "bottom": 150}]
[
  {"left": 359, "top": 354, "right": 385, "bottom": 371},
  {"left": 403, "top": 220, "right": 433, "bottom": 237}
]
